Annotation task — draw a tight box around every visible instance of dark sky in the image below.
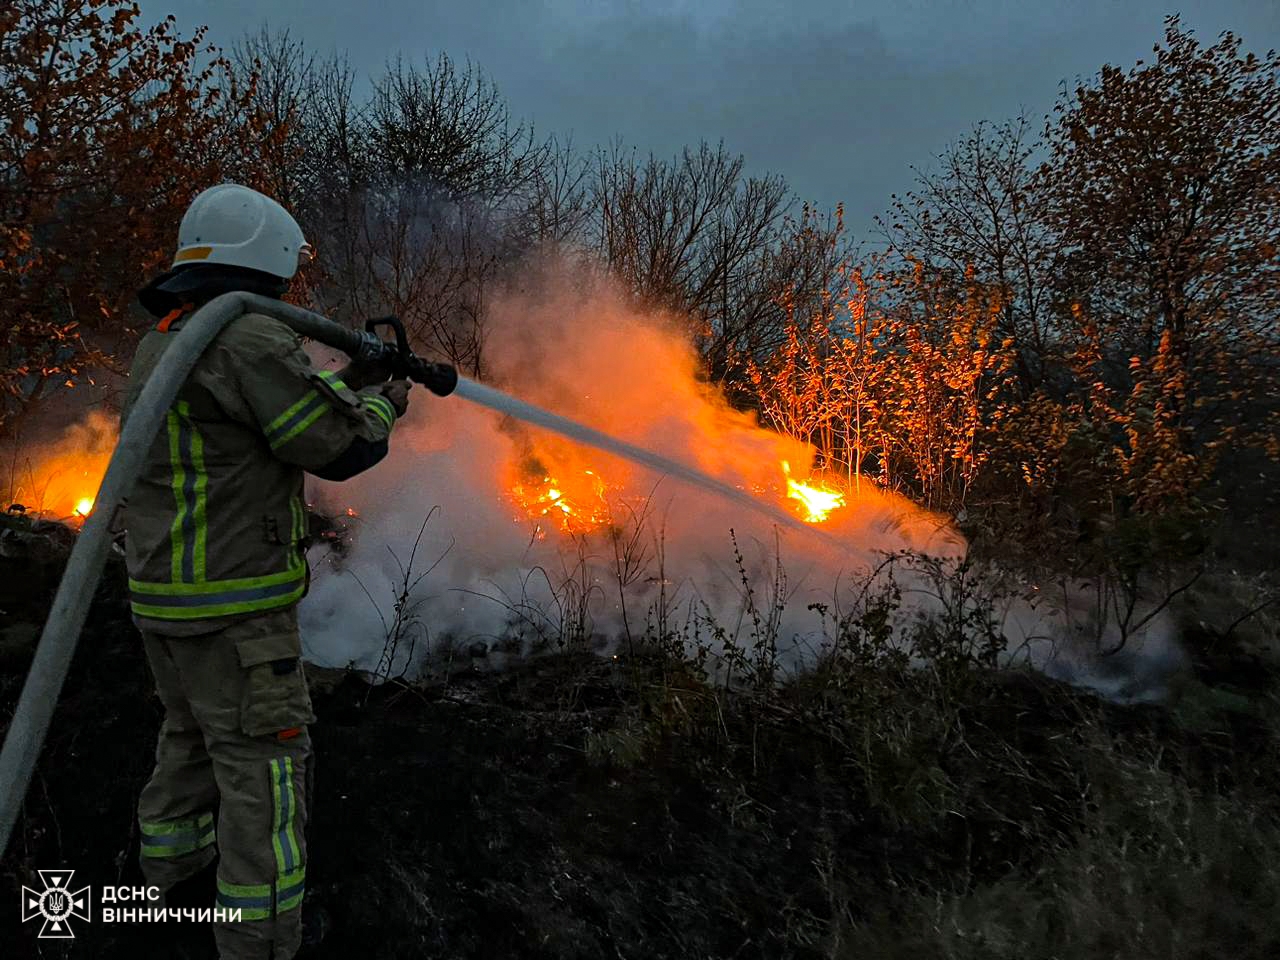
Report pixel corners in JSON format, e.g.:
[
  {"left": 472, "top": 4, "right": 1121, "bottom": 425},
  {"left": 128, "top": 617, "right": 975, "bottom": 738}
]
[{"left": 150, "top": 0, "right": 1279, "bottom": 236}]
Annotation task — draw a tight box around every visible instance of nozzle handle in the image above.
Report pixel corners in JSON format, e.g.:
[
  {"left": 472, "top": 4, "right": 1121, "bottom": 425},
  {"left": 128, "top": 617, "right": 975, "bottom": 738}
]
[
  {"left": 363, "top": 315, "right": 412, "bottom": 367},
  {"left": 362, "top": 315, "right": 458, "bottom": 396}
]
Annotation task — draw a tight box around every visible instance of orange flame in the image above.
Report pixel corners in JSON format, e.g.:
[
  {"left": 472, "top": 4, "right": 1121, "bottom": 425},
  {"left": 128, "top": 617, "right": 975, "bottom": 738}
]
[
  {"left": 24, "top": 414, "right": 854, "bottom": 539},
  {"left": 504, "top": 455, "right": 849, "bottom": 532},
  {"left": 3, "top": 411, "right": 116, "bottom": 527},
  {"left": 781, "top": 461, "right": 846, "bottom": 523},
  {"left": 509, "top": 467, "right": 614, "bottom": 535}
]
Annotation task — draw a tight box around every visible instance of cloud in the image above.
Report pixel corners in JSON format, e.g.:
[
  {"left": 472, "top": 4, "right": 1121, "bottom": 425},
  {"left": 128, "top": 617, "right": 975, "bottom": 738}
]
[{"left": 152, "top": 0, "right": 1279, "bottom": 229}]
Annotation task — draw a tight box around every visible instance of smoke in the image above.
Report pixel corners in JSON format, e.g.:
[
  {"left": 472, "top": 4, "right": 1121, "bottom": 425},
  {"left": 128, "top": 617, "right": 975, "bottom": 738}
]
[
  {"left": 1, "top": 410, "right": 118, "bottom": 520},
  {"left": 298, "top": 262, "right": 1183, "bottom": 697}
]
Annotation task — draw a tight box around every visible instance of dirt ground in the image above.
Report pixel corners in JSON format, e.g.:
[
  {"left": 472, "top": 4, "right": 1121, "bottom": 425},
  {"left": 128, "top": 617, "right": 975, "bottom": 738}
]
[{"left": 2, "top": 512, "right": 1278, "bottom": 960}]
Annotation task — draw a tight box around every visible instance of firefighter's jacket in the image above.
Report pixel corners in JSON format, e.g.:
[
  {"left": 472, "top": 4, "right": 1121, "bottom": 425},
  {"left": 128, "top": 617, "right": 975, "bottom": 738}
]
[{"left": 121, "top": 310, "right": 397, "bottom": 631}]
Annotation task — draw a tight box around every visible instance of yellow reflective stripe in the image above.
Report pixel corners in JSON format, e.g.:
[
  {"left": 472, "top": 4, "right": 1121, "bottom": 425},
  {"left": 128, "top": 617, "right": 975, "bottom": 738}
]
[
  {"left": 166, "top": 402, "right": 208, "bottom": 584},
  {"left": 366, "top": 395, "right": 395, "bottom": 431},
  {"left": 218, "top": 879, "right": 271, "bottom": 898},
  {"left": 264, "top": 374, "right": 345, "bottom": 434},
  {"left": 213, "top": 869, "right": 305, "bottom": 919},
  {"left": 140, "top": 812, "right": 215, "bottom": 858},
  {"left": 129, "top": 567, "right": 303, "bottom": 596},
  {"left": 269, "top": 403, "right": 328, "bottom": 450},
  {"left": 289, "top": 496, "right": 305, "bottom": 571},
  {"left": 189, "top": 415, "right": 208, "bottom": 582},
  {"left": 142, "top": 835, "right": 215, "bottom": 858},
  {"left": 264, "top": 373, "right": 349, "bottom": 451},
  {"left": 129, "top": 569, "right": 306, "bottom": 620},
  {"left": 270, "top": 758, "right": 303, "bottom": 876},
  {"left": 130, "top": 582, "right": 306, "bottom": 621},
  {"left": 140, "top": 812, "right": 214, "bottom": 836},
  {"left": 270, "top": 759, "right": 284, "bottom": 874},
  {"left": 167, "top": 410, "right": 187, "bottom": 582},
  {"left": 216, "top": 879, "right": 272, "bottom": 920},
  {"left": 217, "top": 880, "right": 270, "bottom": 901},
  {"left": 266, "top": 390, "right": 318, "bottom": 436},
  {"left": 271, "top": 758, "right": 286, "bottom": 874},
  {"left": 277, "top": 866, "right": 306, "bottom": 913}
]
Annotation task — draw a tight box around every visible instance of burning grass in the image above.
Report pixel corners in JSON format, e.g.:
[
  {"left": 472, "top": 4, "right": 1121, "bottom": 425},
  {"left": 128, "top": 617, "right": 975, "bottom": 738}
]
[
  {"left": 330, "top": 267, "right": 1196, "bottom": 702},
  {"left": 299, "top": 273, "right": 975, "bottom": 679},
  {"left": 507, "top": 462, "right": 614, "bottom": 536},
  {"left": 1, "top": 410, "right": 115, "bottom": 526}
]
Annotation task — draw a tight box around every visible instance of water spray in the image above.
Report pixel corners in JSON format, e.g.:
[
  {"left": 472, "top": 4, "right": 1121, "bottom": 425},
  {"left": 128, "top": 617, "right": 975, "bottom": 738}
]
[
  {"left": 452, "top": 378, "right": 835, "bottom": 542},
  {"left": 357, "top": 314, "right": 835, "bottom": 542}
]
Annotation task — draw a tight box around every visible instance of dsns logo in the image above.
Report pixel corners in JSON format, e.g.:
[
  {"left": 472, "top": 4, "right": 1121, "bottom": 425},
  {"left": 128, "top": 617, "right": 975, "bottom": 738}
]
[{"left": 22, "top": 870, "right": 92, "bottom": 938}]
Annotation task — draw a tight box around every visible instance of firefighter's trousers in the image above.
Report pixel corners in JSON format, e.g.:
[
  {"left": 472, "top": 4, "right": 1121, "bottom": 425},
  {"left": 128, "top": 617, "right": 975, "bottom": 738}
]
[{"left": 136, "top": 608, "right": 316, "bottom": 960}]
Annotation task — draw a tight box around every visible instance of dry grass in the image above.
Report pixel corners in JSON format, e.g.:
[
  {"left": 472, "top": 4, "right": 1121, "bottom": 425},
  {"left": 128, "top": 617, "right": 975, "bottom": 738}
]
[{"left": 843, "top": 749, "right": 1280, "bottom": 960}]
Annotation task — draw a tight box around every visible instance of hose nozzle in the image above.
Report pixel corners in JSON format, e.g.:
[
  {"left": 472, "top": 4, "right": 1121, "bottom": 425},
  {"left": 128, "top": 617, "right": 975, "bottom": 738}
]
[{"left": 409, "top": 358, "right": 458, "bottom": 397}]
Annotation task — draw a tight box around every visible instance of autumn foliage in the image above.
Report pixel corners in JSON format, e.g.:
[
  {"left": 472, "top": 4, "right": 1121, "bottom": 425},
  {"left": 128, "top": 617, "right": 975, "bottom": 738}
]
[
  {"left": 754, "top": 17, "right": 1280, "bottom": 581},
  {"left": 748, "top": 264, "right": 1009, "bottom": 511},
  {"left": 0, "top": 0, "right": 257, "bottom": 428}
]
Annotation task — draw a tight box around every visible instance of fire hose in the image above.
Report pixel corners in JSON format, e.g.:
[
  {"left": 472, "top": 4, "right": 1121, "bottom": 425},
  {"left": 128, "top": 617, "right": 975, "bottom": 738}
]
[{"left": 0, "top": 292, "right": 456, "bottom": 855}]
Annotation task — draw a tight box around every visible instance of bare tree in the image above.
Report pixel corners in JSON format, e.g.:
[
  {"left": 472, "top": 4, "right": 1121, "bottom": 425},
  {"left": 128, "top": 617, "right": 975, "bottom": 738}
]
[
  {"left": 261, "top": 51, "right": 559, "bottom": 373},
  {"left": 878, "top": 115, "right": 1055, "bottom": 394},
  {"left": 230, "top": 27, "right": 315, "bottom": 207},
  {"left": 591, "top": 140, "right": 843, "bottom": 381},
  {"left": 521, "top": 134, "right": 592, "bottom": 247},
  {"left": 368, "top": 53, "right": 545, "bottom": 205},
  {"left": 223, "top": 41, "right": 850, "bottom": 390}
]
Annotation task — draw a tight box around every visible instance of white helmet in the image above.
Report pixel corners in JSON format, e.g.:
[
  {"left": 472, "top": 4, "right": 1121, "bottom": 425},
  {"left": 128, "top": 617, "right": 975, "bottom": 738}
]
[{"left": 172, "top": 183, "right": 312, "bottom": 279}]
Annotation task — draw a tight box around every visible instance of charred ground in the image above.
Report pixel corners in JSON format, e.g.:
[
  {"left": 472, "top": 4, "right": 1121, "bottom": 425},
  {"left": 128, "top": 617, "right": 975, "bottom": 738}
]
[{"left": 2, "top": 513, "right": 1279, "bottom": 960}]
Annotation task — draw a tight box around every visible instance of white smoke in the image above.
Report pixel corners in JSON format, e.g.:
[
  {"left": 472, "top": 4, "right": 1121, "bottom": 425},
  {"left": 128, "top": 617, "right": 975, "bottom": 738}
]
[{"left": 298, "top": 264, "right": 1184, "bottom": 699}]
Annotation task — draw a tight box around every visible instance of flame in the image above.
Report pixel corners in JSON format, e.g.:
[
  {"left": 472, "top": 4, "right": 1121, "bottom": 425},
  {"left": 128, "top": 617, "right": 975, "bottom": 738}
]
[
  {"left": 490, "top": 307, "right": 861, "bottom": 535},
  {"left": 16, "top": 305, "right": 855, "bottom": 541},
  {"left": 509, "top": 467, "right": 613, "bottom": 534},
  {"left": 504, "top": 452, "right": 849, "bottom": 532},
  {"left": 2, "top": 411, "right": 116, "bottom": 526},
  {"left": 24, "top": 408, "right": 852, "bottom": 542},
  {"left": 781, "top": 461, "right": 845, "bottom": 523},
  {"left": 280, "top": 272, "right": 969, "bottom": 676}
]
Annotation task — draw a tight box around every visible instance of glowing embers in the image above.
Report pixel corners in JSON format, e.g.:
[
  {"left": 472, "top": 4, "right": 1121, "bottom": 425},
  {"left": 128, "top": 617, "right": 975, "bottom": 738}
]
[
  {"left": 509, "top": 465, "right": 613, "bottom": 535},
  {"left": 780, "top": 461, "right": 845, "bottom": 523},
  {"left": 74, "top": 497, "right": 94, "bottom": 518}
]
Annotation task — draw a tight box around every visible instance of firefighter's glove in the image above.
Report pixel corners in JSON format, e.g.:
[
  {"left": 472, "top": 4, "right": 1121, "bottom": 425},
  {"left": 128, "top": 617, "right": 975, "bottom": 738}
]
[{"left": 379, "top": 379, "right": 412, "bottom": 418}]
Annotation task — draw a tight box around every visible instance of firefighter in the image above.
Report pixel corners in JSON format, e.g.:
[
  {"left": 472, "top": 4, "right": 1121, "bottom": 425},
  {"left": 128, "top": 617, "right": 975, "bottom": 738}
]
[{"left": 123, "top": 183, "right": 407, "bottom": 959}]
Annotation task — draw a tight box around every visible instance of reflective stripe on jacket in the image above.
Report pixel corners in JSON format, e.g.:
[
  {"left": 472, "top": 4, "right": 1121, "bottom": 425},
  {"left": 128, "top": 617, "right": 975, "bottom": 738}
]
[{"left": 121, "top": 310, "right": 396, "bottom": 630}]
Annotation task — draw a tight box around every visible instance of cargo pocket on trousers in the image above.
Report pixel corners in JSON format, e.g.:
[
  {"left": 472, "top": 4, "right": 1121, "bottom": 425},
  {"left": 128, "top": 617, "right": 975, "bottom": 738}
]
[{"left": 235, "top": 633, "right": 317, "bottom": 738}]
